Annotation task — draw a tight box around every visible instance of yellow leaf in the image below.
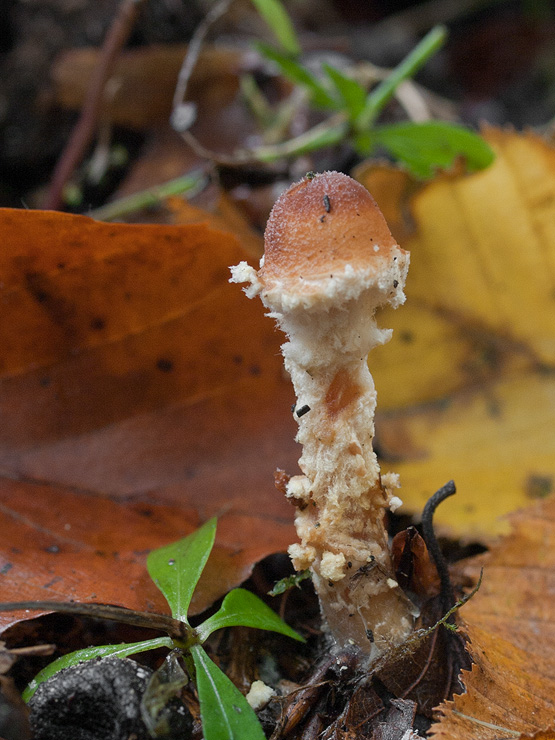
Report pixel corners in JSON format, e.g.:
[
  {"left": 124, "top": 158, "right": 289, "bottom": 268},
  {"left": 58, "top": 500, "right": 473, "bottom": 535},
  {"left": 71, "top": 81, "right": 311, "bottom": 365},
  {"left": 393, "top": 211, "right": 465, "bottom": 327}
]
[{"left": 357, "top": 128, "right": 555, "bottom": 539}]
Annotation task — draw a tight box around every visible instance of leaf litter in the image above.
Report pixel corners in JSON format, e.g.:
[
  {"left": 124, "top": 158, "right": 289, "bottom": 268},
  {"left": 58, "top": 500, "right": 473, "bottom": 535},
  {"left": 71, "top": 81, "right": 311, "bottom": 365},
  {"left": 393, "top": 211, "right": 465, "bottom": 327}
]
[{"left": 0, "top": 128, "right": 554, "bottom": 737}]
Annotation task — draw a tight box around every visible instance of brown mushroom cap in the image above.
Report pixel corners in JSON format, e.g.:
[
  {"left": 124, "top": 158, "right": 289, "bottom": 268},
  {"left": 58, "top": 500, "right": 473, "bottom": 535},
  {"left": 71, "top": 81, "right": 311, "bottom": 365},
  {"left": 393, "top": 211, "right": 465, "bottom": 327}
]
[{"left": 260, "top": 171, "right": 404, "bottom": 290}]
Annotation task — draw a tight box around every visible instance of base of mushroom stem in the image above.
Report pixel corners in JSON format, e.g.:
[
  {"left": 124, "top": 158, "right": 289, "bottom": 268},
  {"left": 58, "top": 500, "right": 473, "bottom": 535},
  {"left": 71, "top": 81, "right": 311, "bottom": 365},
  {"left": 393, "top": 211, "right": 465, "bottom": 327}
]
[{"left": 312, "top": 569, "right": 418, "bottom": 661}]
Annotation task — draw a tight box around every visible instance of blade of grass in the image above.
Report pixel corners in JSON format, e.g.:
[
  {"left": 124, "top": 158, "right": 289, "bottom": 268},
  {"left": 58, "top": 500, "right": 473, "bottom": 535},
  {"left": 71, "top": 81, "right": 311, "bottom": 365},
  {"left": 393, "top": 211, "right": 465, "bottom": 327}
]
[
  {"left": 256, "top": 42, "right": 338, "bottom": 110},
  {"left": 90, "top": 170, "right": 207, "bottom": 222},
  {"left": 253, "top": 113, "right": 349, "bottom": 162},
  {"left": 249, "top": 0, "right": 301, "bottom": 56},
  {"left": 356, "top": 25, "right": 447, "bottom": 130},
  {"left": 322, "top": 63, "right": 367, "bottom": 121}
]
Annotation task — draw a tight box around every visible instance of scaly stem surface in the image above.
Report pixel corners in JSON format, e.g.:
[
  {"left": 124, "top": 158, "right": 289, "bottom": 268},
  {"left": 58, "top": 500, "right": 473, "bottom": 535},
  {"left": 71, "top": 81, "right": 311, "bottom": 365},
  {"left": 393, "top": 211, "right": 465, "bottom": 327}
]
[{"left": 231, "top": 171, "right": 416, "bottom": 659}]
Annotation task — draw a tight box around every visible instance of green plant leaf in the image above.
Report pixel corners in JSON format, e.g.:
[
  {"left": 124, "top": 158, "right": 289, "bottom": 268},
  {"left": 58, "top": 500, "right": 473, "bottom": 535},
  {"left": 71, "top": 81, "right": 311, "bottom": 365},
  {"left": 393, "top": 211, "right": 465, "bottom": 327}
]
[
  {"left": 191, "top": 644, "right": 266, "bottom": 740},
  {"left": 255, "top": 42, "right": 338, "bottom": 110},
  {"left": 374, "top": 121, "right": 495, "bottom": 177},
  {"left": 23, "top": 636, "right": 173, "bottom": 703},
  {"left": 147, "top": 518, "right": 217, "bottom": 621},
  {"left": 249, "top": 0, "right": 301, "bottom": 56},
  {"left": 196, "top": 588, "right": 304, "bottom": 642},
  {"left": 322, "top": 64, "right": 367, "bottom": 120}
]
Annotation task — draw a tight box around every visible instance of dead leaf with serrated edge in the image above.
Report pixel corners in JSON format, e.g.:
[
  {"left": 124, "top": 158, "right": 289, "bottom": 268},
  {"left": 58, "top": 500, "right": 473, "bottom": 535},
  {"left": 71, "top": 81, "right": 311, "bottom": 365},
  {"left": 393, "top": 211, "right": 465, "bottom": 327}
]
[{"left": 431, "top": 495, "right": 555, "bottom": 739}]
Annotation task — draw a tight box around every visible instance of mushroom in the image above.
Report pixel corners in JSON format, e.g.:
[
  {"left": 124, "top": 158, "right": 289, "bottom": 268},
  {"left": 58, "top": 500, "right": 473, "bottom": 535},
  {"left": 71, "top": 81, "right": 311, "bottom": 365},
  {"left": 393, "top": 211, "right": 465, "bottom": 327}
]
[{"left": 230, "top": 171, "right": 416, "bottom": 660}]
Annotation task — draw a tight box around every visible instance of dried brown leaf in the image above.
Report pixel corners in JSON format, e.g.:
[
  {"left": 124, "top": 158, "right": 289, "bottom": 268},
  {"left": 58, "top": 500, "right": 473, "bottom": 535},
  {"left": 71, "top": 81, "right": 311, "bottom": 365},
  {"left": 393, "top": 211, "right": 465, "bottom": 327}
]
[
  {"left": 432, "top": 496, "right": 555, "bottom": 739},
  {"left": 0, "top": 207, "right": 297, "bottom": 632}
]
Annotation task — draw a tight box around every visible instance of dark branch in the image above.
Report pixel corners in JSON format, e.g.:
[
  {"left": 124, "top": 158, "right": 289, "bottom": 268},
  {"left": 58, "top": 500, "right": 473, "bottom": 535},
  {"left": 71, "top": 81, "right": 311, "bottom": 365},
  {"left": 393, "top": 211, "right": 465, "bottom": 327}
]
[
  {"left": 43, "top": 0, "right": 147, "bottom": 210},
  {"left": 0, "top": 600, "right": 192, "bottom": 641},
  {"left": 421, "top": 480, "right": 457, "bottom": 610}
]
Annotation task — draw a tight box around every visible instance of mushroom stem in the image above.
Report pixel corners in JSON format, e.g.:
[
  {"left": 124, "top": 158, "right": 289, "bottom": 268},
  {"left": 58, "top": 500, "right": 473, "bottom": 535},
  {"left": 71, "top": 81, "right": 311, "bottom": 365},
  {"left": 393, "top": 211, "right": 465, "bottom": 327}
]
[{"left": 230, "top": 171, "right": 416, "bottom": 660}]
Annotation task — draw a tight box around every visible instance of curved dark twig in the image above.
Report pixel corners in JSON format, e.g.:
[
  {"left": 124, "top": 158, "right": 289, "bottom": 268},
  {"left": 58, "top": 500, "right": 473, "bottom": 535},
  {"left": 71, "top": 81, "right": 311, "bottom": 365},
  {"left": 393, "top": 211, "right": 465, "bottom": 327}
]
[{"left": 421, "top": 480, "right": 457, "bottom": 611}]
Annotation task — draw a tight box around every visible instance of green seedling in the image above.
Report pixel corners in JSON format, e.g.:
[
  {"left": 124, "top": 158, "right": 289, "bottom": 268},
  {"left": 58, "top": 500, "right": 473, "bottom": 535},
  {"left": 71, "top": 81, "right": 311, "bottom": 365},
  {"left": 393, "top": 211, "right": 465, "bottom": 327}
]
[
  {"left": 268, "top": 569, "right": 312, "bottom": 597},
  {"left": 93, "top": 3, "right": 495, "bottom": 221},
  {"left": 0, "top": 518, "right": 304, "bottom": 740},
  {"left": 249, "top": 0, "right": 494, "bottom": 176}
]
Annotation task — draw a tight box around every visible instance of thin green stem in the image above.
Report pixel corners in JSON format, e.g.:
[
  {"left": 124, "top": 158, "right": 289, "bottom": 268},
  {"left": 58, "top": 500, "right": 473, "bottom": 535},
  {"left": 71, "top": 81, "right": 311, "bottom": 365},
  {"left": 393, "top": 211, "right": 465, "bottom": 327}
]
[
  {"left": 252, "top": 113, "right": 349, "bottom": 162},
  {"left": 176, "top": 641, "right": 197, "bottom": 679},
  {"left": 356, "top": 25, "right": 447, "bottom": 131},
  {"left": 240, "top": 74, "right": 274, "bottom": 130},
  {"left": 89, "top": 170, "right": 207, "bottom": 222}
]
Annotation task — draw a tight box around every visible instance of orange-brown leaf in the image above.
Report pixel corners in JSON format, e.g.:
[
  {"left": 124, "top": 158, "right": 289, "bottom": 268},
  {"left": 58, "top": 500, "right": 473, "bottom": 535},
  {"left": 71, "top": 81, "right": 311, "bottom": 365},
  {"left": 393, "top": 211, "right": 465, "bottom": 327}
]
[
  {"left": 0, "top": 479, "right": 295, "bottom": 632},
  {"left": 431, "top": 496, "right": 555, "bottom": 739},
  {"left": 52, "top": 45, "right": 244, "bottom": 130},
  {"left": 0, "top": 207, "right": 297, "bottom": 631}
]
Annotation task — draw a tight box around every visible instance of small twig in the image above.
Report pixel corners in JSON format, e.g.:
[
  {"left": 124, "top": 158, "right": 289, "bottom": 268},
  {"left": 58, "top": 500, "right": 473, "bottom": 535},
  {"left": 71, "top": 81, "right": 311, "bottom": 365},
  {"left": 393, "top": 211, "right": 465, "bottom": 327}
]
[
  {"left": 43, "top": 0, "right": 147, "bottom": 211},
  {"left": 421, "top": 480, "right": 457, "bottom": 610},
  {"left": 181, "top": 112, "right": 349, "bottom": 167},
  {"left": 5, "top": 644, "right": 56, "bottom": 658},
  {"left": 418, "top": 569, "right": 483, "bottom": 639},
  {"left": 269, "top": 651, "right": 346, "bottom": 740},
  {"left": 319, "top": 674, "right": 383, "bottom": 739},
  {"left": 370, "top": 568, "right": 482, "bottom": 681},
  {"left": 399, "top": 620, "right": 440, "bottom": 698},
  {"left": 0, "top": 600, "right": 194, "bottom": 643},
  {"left": 171, "top": 0, "right": 234, "bottom": 130}
]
